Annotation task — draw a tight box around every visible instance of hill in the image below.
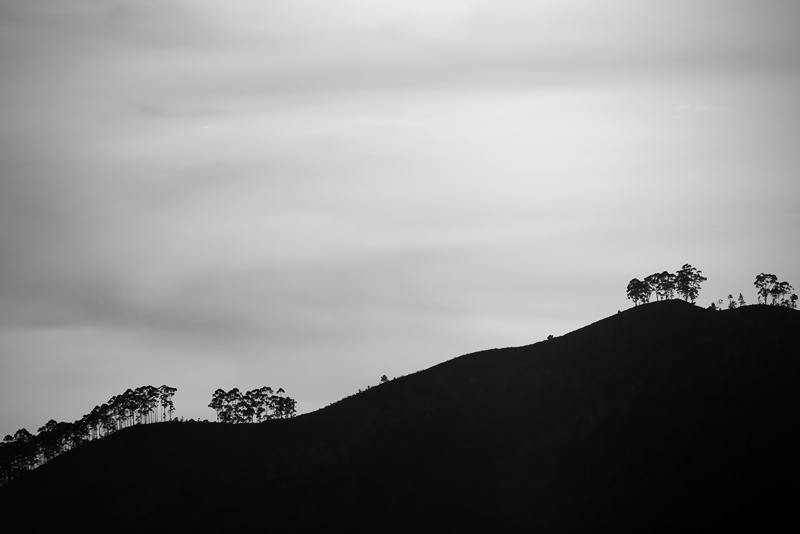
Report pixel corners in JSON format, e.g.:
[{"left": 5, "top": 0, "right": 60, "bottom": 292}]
[{"left": 1, "top": 300, "right": 798, "bottom": 532}]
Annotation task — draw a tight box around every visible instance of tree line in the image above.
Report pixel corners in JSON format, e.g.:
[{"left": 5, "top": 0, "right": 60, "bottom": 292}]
[
  {"left": 208, "top": 387, "right": 297, "bottom": 423},
  {"left": 626, "top": 264, "right": 707, "bottom": 306},
  {"left": 2, "top": 383, "right": 301, "bottom": 486},
  {"left": 753, "top": 273, "right": 797, "bottom": 307},
  {"left": 710, "top": 273, "right": 797, "bottom": 310},
  {"left": 626, "top": 266, "right": 797, "bottom": 310},
  {"left": 1, "top": 384, "right": 177, "bottom": 486}
]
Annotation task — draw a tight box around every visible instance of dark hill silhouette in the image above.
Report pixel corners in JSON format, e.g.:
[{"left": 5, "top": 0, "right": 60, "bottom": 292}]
[{"left": 2, "top": 300, "right": 798, "bottom": 532}]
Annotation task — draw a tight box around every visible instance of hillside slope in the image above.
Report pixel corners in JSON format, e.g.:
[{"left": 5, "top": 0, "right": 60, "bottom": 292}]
[{"left": 2, "top": 300, "right": 798, "bottom": 532}]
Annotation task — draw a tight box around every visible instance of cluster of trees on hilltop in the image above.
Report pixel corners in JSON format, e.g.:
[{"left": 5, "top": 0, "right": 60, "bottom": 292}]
[
  {"left": 710, "top": 273, "right": 798, "bottom": 310},
  {"left": 1, "top": 384, "right": 177, "bottom": 486},
  {"left": 754, "top": 273, "right": 797, "bottom": 307},
  {"left": 625, "top": 266, "right": 798, "bottom": 311},
  {"left": 626, "top": 264, "right": 707, "bottom": 306},
  {"left": 208, "top": 387, "right": 297, "bottom": 423}
]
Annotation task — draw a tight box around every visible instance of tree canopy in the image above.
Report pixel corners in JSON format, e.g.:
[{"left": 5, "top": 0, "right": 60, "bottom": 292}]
[
  {"left": 754, "top": 273, "right": 797, "bottom": 308},
  {"left": 208, "top": 387, "right": 296, "bottom": 423},
  {"left": 626, "top": 264, "right": 706, "bottom": 306},
  {"left": 1, "top": 384, "right": 177, "bottom": 487}
]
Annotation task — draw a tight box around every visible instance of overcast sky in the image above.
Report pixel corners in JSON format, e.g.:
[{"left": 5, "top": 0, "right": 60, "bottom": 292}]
[{"left": 2, "top": 0, "right": 799, "bottom": 437}]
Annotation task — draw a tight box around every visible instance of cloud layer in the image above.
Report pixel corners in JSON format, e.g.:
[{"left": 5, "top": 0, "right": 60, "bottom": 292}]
[{"left": 2, "top": 0, "right": 799, "bottom": 434}]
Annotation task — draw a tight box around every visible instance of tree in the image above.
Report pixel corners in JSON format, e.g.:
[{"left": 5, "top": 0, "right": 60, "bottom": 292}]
[
  {"left": 134, "top": 385, "right": 159, "bottom": 424},
  {"left": 257, "top": 386, "right": 274, "bottom": 422},
  {"left": 674, "top": 264, "right": 706, "bottom": 303},
  {"left": 626, "top": 278, "right": 651, "bottom": 306},
  {"left": 209, "top": 389, "right": 226, "bottom": 422},
  {"left": 97, "top": 403, "right": 117, "bottom": 436},
  {"left": 209, "top": 386, "right": 296, "bottom": 423},
  {"left": 223, "top": 388, "right": 242, "bottom": 424},
  {"left": 643, "top": 274, "right": 662, "bottom": 300},
  {"left": 242, "top": 389, "right": 261, "bottom": 423},
  {"left": 159, "top": 385, "right": 177, "bottom": 421},
  {"left": 770, "top": 280, "right": 794, "bottom": 306},
  {"left": 738, "top": 293, "right": 746, "bottom": 307},
  {"left": 727, "top": 294, "right": 737, "bottom": 310},
  {"left": 654, "top": 271, "right": 676, "bottom": 300},
  {"left": 36, "top": 420, "right": 64, "bottom": 463},
  {"left": 754, "top": 273, "right": 778, "bottom": 304},
  {"left": 2, "top": 384, "right": 178, "bottom": 486},
  {"left": 0, "top": 429, "right": 36, "bottom": 484},
  {"left": 754, "top": 274, "right": 796, "bottom": 307},
  {"left": 272, "top": 396, "right": 297, "bottom": 419}
]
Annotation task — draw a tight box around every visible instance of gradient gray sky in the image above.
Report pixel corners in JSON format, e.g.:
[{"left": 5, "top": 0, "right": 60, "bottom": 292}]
[{"left": 2, "top": 0, "right": 799, "bottom": 436}]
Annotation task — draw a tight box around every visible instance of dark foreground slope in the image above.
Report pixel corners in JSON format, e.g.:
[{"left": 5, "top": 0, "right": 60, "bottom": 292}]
[{"left": 2, "top": 301, "right": 798, "bottom": 532}]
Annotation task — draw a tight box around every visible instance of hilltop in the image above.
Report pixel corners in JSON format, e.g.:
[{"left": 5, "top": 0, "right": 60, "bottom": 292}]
[{"left": 1, "top": 300, "right": 798, "bottom": 532}]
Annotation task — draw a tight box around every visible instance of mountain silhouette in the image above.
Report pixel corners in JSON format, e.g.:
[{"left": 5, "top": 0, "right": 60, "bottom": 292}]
[{"left": 2, "top": 300, "right": 798, "bottom": 532}]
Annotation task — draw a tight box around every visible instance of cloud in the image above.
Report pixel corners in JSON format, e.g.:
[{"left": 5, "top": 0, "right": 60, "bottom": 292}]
[{"left": 2, "top": 0, "right": 799, "bottom": 435}]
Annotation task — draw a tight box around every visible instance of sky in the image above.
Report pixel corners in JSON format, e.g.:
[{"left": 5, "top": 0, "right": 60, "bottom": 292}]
[{"left": 1, "top": 0, "right": 799, "bottom": 437}]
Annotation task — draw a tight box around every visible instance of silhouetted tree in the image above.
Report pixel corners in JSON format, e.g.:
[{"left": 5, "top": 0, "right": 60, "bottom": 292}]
[
  {"left": 209, "top": 386, "right": 297, "bottom": 423},
  {"left": 654, "top": 271, "right": 676, "bottom": 300},
  {"left": 243, "top": 389, "right": 260, "bottom": 423},
  {"left": 222, "top": 388, "right": 242, "bottom": 423},
  {"left": 36, "top": 420, "right": 65, "bottom": 463},
  {"left": 643, "top": 273, "right": 662, "bottom": 300},
  {"left": 256, "top": 386, "right": 274, "bottom": 422},
  {"left": 770, "top": 280, "right": 794, "bottom": 306},
  {"left": 159, "top": 385, "right": 177, "bottom": 421},
  {"left": 133, "top": 385, "right": 159, "bottom": 424},
  {"left": 67, "top": 419, "right": 88, "bottom": 450},
  {"left": 0, "top": 429, "right": 38, "bottom": 485},
  {"left": 1, "top": 384, "right": 177, "bottom": 486},
  {"left": 626, "top": 278, "right": 652, "bottom": 306},
  {"left": 97, "top": 403, "right": 117, "bottom": 437},
  {"left": 738, "top": 293, "right": 746, "bottom": 307},
  {"left": 209, "top": 389, "right": 226, "bottom": 422},
  {"left": 628, "top": 266, "right": 704, "bottom": 306},
  {"left": 754, "top": 274, "right": 796, "bottom": 307},
  {"left": 272, "top": 396, "right": 297, "bottom": 419},
  {"left": 674, "top": 264, "right": 706, "bottom": 303},
  {"left": 1, "top": 430, "right": 36, "bottom": 480},
  {"left": 754, "top": 273, "right": 778, "bottom": 304}
]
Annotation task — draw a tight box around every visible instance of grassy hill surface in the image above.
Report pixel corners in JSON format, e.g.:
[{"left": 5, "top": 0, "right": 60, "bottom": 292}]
[{"left": 2, "top": 300, "right": 798, "bottom": 532}]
